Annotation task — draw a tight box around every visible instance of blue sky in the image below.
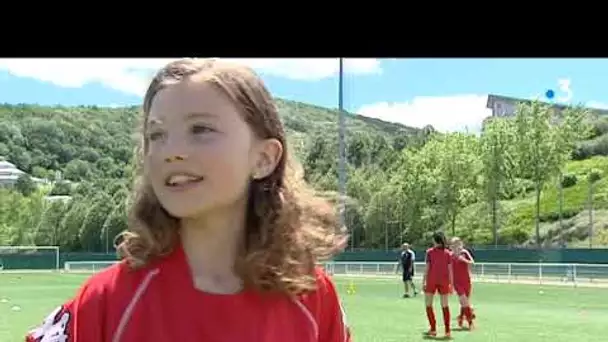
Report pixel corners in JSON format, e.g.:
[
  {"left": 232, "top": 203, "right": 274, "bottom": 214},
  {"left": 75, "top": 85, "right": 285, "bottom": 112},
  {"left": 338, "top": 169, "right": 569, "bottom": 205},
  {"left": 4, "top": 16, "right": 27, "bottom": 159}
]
[{"left": 0, "top": 58, "right": 607, "bottom": 132}]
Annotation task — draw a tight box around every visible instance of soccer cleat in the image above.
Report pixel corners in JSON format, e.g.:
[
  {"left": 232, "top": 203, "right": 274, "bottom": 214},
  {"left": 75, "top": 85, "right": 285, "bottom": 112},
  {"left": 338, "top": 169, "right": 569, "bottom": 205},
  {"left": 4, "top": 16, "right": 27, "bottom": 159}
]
[
  {"left": 468, "top": 307, "right": 476, "bottom": 320},
  {"left": 468, "top": 321, "right": 475, "bottom": 331},
  {"left": 424, "top": 330, "right": 437, "bottom": 337},
  {"left": 444, "top": 331, "right": 452, "bottom": 339},
  {"left": 457, "top": 315, "right": 464, "bottom": 328}
]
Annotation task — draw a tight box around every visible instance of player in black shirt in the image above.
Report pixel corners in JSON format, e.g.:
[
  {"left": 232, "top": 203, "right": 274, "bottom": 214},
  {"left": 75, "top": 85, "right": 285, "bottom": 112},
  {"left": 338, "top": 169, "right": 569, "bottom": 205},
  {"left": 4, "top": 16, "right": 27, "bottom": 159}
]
[{"left": 396, "top": 243, "right": 418, "bottom": 297}]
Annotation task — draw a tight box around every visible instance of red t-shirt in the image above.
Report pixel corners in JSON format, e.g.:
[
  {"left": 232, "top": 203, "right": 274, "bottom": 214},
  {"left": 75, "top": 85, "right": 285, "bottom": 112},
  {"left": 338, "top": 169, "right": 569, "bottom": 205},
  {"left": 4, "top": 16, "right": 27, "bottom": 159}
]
[
  {"left": 425, "top": 247, "right": 452, "bottom": 284},
  {"left": 25, "top": 244, "right": 351, "bottom": 342},
  {"left": 452, "top": 249, "right": 472, "bottom": 286}
]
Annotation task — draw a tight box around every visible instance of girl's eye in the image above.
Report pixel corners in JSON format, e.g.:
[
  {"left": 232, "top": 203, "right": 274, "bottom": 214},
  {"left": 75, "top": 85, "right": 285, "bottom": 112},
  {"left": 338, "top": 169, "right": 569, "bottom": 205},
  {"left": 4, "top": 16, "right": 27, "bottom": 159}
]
[{"left": 191, "top": 125, "right": 214, "bottom": 134}]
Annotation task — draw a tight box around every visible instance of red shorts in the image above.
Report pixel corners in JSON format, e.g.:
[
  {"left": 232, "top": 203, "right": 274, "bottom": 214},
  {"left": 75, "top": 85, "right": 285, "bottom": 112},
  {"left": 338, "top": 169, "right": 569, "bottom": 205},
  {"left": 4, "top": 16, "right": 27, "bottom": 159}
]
[
  {"left": 454, "top": 282, "right": 471, "bottom": 297},
  {"left": 424, "top": 282, "right": 451, "bottom": 295}
]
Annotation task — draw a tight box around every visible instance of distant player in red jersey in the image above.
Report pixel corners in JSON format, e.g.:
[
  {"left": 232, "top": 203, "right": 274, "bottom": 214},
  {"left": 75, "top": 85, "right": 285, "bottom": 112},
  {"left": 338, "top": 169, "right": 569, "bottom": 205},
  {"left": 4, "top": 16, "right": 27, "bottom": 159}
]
[
  {"left": 451, "top": 237, "right": 476, "bottom": 330},
  {"left": 25, "top": 59, "right": 351, "bottom": 342},
  {"left": 422, "top": 231, "right": 453, "bottom": 339}
]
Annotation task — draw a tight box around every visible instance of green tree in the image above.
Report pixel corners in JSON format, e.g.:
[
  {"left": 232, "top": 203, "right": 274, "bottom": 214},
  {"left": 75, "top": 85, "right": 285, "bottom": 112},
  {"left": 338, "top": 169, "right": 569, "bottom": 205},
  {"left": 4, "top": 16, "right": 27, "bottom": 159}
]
[
  {"left": 57, "top": 197, "right": 89, "bottom": 250},
  {"left": 34, "top": 199, "right": 70, "bottom": 245},
  {"left": 14, "top": 174, "right": 37, "bottom": 197},
  {"left": 433, "top": 133, "right": 481, "bottom": 235},
  {"left": 79, "top": 192, "right": 113, "bottom": 252},
  {"left": 479, "top": 117, "right": 517, "bottom": 245},
  {"left": 554, "top": 106, "right": 592, "bottom": 234},
  {"left": 512, "top": 101, "right": 586, "bottom": 246},
  {"left": 49, "top": 181, "right": 73, "bottom": 196},
  {"left": 389, "top": 148, "right": 438, "bottom": 242}
]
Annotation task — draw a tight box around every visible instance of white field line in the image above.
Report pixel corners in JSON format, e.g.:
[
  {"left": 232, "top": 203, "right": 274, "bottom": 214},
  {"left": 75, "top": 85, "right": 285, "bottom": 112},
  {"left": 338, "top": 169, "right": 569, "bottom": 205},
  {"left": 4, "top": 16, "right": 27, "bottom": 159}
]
[
  {"left": 2, "top": 269, "right": 607, "bottom": 288},
  {"left": 330, "top": 273, "right": 608, "bottom": 288}
]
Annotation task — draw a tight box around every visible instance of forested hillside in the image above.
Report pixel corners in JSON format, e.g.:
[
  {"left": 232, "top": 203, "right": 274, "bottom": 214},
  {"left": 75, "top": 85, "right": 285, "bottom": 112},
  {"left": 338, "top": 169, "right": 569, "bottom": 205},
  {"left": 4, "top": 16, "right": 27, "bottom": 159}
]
[
  {"left": 0, "top": 100, "right": 427, "bottom": 252},
  {"left": 2, "top": 99, "right": 608, "bottom": 252}
]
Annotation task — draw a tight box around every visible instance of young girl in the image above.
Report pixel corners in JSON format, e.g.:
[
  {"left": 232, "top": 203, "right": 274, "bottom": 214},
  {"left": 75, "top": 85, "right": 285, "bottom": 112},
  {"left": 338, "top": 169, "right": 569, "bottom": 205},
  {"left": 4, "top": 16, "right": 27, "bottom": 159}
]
[
  {"left": 451, "top": 236, "right": 476, "bottom": 330},
  {"left": 26, "top": 58, "right": 351, "bottom": 342},
  {"left": 422, "top": 231, "right": 453, "bottom": 338}
]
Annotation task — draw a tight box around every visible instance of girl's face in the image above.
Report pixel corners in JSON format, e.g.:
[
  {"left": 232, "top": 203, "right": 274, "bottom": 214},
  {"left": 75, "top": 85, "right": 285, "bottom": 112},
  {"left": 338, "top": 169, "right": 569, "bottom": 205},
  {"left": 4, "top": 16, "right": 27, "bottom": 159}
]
[
  {"left": 145, "top": 79, "right": 281, "bottom": 219},
  {"left": 452, "top": 240, "right": 463, "bottom": 251}
]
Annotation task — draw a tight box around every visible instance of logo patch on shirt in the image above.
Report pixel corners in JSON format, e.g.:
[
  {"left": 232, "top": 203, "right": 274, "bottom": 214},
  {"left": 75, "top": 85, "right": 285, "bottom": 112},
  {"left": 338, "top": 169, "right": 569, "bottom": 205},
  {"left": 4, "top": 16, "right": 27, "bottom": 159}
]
[{"left": 27, "top": 305, "right": 71, "bottom": 342}]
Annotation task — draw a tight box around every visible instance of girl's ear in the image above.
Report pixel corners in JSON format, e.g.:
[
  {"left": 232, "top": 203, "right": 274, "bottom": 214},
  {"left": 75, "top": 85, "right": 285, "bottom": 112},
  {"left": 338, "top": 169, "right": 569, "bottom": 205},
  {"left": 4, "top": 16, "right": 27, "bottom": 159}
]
[{"left": 252, "top": 138, "right": 283, "bottom": 180}]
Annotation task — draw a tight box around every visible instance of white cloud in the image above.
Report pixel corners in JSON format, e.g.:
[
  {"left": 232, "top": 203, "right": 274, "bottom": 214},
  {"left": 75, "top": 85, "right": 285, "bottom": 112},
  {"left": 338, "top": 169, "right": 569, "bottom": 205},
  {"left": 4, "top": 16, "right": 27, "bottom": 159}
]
[
  {"left": 0, "top": 58, "right": 382, "bottom": 97},
  {"left": 223, "top": 58, "right": 382, "bottom": 81},
  {"left": 586, "top": 101, "right": 608, "bottom": 110},
  {"left": 357, "top": 94, "right": 492, "bottom": 133},
  {"left": 0, "top": 58, "right": 171, "bottom": 97}
]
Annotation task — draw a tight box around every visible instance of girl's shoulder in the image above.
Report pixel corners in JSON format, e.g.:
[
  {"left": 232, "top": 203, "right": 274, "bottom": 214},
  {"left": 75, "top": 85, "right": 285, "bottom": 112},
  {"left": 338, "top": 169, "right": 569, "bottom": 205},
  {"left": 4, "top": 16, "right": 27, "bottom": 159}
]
[
  {"left": 301, "top": 266, "right": 339, "bottom": 301},
  {"left": 25, "top": 260, "right": 159, "bottom": 342},
  {"left": 74, "top": 258, "right": 159, "bottom": 303}
]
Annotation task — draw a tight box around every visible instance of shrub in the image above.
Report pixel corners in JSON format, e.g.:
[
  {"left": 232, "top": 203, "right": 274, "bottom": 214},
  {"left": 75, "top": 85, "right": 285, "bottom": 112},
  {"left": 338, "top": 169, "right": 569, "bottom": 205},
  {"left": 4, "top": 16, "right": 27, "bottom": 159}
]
[
  {"left": 573, "top": 134, "right": 608, "bottom": 160},
  {"left": 539, "top": 208, "right": 580, "bottom": 223},
  {"left": 590, "top": 117, "right": 608, "bottom": 138},
  {"left": 561, "top": 173, "right": 578, "bottom": 188},
  {"left": 588, "top": 169, "right": 602, "bottom": 183}
]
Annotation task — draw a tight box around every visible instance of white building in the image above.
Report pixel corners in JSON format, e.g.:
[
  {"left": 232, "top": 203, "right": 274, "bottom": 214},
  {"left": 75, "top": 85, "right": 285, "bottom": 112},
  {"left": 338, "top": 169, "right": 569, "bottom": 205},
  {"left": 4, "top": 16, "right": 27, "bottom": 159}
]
[
  {"left": 0, "top": 158, "right": 46, "bottom": 187},
  {"left": 0, "top": 159, "right": 25, "bottom": 186},
  {"left": 486, "top": 94, "right": 608, "bottom": 118}
]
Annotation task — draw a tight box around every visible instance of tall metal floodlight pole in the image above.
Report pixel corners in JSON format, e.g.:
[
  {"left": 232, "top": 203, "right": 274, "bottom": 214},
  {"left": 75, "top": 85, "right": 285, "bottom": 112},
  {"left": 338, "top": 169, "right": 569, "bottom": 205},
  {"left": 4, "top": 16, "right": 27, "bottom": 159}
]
[{"left": 338, "top": 58, "right": 347, "bottom": 232}]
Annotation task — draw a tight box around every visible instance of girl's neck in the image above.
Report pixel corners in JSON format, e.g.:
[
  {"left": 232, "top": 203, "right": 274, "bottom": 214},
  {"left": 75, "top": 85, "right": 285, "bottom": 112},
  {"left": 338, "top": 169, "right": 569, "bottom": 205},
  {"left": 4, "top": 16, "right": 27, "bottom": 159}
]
[{"left": 179, "top": 204, "right": 247, "bottom": 278}]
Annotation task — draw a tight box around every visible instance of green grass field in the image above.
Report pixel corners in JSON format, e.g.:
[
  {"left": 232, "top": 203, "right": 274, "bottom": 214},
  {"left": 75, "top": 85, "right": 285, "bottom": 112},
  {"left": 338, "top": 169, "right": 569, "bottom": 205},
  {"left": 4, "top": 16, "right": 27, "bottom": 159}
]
[{"left": 1, "top": 272, "right": 607, "bottom": 342}]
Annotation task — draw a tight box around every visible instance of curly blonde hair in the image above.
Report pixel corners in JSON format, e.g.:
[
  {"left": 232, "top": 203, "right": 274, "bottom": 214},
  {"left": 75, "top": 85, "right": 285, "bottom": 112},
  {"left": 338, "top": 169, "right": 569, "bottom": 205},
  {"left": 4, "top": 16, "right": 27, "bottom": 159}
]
[{"left": 117, "top": 58, "right": 347, "bottom": 295}]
